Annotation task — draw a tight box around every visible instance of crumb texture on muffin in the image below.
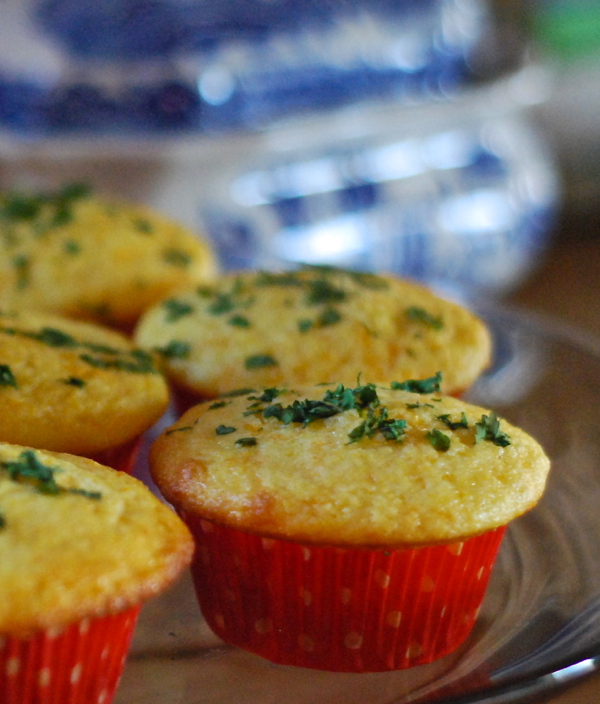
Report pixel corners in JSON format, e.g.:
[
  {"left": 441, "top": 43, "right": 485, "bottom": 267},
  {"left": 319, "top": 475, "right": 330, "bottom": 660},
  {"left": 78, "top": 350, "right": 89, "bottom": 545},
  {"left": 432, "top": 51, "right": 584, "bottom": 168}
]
[
  {"left": 0, "top": 184, "right": 218, "bottom": 327},
  {"left": 0, "top": 443, "right": 193, "bottom": 634},
  {"left": 135, "top": 268, "right": 491, "bottom": 397},
  {"left": 150, "top": 383, "right": 550, "bottom": 548},
  {"left": 0, "top": 309, "right": 168, "bottom": 453}
]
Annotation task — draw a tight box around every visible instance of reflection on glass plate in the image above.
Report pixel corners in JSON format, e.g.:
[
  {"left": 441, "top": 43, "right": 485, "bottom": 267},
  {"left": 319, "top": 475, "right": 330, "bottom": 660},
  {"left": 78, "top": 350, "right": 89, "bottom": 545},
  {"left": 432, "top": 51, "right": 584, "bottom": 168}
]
[{"left": 118, "top": 305, "right": 600, "bottom": 704}]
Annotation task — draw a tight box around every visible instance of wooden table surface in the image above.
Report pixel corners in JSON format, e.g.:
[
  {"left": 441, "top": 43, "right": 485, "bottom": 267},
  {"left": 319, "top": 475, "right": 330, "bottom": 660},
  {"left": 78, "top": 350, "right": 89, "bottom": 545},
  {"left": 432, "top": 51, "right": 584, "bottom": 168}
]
[{"left": 505, "top": 234, "right": 600, "bottom": 703}]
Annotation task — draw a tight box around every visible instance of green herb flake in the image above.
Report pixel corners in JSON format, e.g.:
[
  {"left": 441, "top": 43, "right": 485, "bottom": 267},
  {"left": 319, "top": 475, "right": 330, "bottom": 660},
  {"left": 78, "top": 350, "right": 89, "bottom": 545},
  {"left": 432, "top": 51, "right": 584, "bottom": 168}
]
[
  {"left": 208, "top": 293, "right": 235, "bottom": 315},
  {"left": 12, "top": 254, "right": 30, "bottom": 290},
  {"left": 156, "top": 340, "right": 191, "bottom": 359},
  {"left": 437, "top": 412, "right": 469, "bottom": 430},
  {"left": 391, "top": 372, "right": 442, "bottom": 395},
  {"left": 0, "top": 512, "right": 5, "bottom": 529},
  {"left": 0, "top": 449, "right": 101, "bottom": 500},
  {"left": 406, "top": 306, "right": 444, "bottom": 330},
  {"left": 305, "top": 279, "right": 347, "bottom": 306},
  {"left": 254, "top": 271, "right": 302, "bottom": 288},
  {"left": 228, "top": 314, "right": 250, "bottom": 328},
  {"left": 61, "top": 377, "right": 86, "bottom": 388},
  {"left": 163, "top": 248, "right": 192, "bottom": 268},
  {"left": 208, "top": 401, "right": 228, "bottom": 410},
  {"left": 474, "top": 413, "right": 511, "bottom": 447},
  {"left": 216, "top": 425, "right": 237, "bottom": 436},
  {"left": 134, "top": 219, "right": 154, "bottom": 234},
  {"left": 245, "top": 354, "right": 278, "bottom": 370},
  {"left": 63, "top": 239, "right": 81, "bottom": 255},
  {"left": 235, "top": 437, "right": 258, "bottom": 447},
  {"left": 28, "top": 327, "right": 77, "bottom": 348},
  {"left": 318, "top": 308, "right": 342, "bottom": 327},
  {"left": 165, "top": 426, "right": 194, "bottom": 436},
  {"left": 0, "top": 364, "right": 17, "bottom": 388},
  {"left": 426, "top": 429, "right": 451, "bottom": 452},
  {"left": 220, "top": 387, "right": 256, "bottom": 398},
  {"left": 298, "top": 319, "right": 313, "bottom": 333},
  {"left": 163, "top": 299, "right": 194, "bottom": 322}
]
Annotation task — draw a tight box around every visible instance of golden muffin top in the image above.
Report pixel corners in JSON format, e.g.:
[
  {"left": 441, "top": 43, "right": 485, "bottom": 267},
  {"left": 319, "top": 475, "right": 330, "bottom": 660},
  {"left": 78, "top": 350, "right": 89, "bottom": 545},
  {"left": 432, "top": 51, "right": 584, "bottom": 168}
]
[
  {"left": 134, "top": 267, "right": 491, "bottom": 398},
  {"left": 0, "top": 184, "right": 218, "bottom": 329},
  {"left": 0, "top": 443, "right": 193, "bottom": 634},
  {"left": 0, "top": 309, "right": 168, "bottom": 454},
  {"left": 150, "top": 379, "right": 550, "bottom": 548}
]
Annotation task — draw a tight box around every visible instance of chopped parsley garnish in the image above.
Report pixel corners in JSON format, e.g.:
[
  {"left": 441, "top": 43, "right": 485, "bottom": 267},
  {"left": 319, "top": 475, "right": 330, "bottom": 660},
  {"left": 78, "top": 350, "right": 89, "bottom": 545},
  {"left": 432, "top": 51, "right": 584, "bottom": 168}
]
[
  {"left": 436, "top": 412, "right": 469, "bottom": 430},
  {"left": 0, "top": 364, "right": 17, "bottom": 388},
  {"left": 63, "top": 239, "right": 80, "bottom": 255},
  {"left": 163, "top": 299, "right": 194, "bottom": 322},
  {"left": 163, "top": 248, "right": 192, "bottom": 267},
  {"left": 305, "top": 278, "right": 347, "bottom": 306},
  {"left": 475, "top": 413, "right": 511, "bottom": 447},
  {"left": 245, "top": 354, "right": 278, "bottom": 370},
  {"left": 235, "top": 437, "right": 258, "bottom": 447},
  {"left": 155, "top": 340, "right": 191, "bottom": 359},
  {"left": 134, "top": 219, "right": 153, "bottom": 234},
  {"left": 208, "top": 293, "right": 236, "bottom": 315},
  {"left": 348, "top": 407, "right": 407, "bottom": 443},
  {"left": 216, "top": 425, "right": 237, "bottom": 435},
  {"left": 0, "top": 450, "right": 101, "bottom": 500},
  {"left": 26, "top": 327, "right": 77, "bottom": 348},
  {"left": 165, "top": 425, "right": 194, "bottom": 436},
  {"left": 208, "top": 401, "right": 228, "bottom": 410},
  {"left": 391, "top": 372, "right": 442, "bottom": 395},
  {"left": 78, "top": 348, "right": 158, "bottom": 374},
  {"left": 228, "top": 314, "right": 250, "bottom": 327},
  {"left": 0, "top": 512, "right": 5, "bottom": 529},
  {"left": 426, "top": 429, "right": 451, "bottom": 452},
  {"left": 406, "top": 306, "right": 444, "bottom": 330},
  {"left": 12, "top": 254, "right": 29, "bottom": 289},
  {"left": 61, "top": 376, "right": 85, "bottom": 388},
  {"left": 318, "top": 308, "right": 342, "bottom": 326},
  {"left": 220, "top": 387, "right": 256, "bottom": 398},
  {"left": 298, "top": 319, "right": 313, "bottom": 333},
  {"left": 254, "top": 271, "right": 302, "bottom": 287}
]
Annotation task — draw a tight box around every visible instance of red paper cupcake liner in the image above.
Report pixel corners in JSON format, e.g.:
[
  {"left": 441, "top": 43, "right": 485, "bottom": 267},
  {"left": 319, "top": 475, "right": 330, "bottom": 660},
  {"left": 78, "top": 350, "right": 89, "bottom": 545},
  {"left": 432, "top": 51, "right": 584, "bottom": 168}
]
[
  {"left": 87, "top": 435, "right": 142, "bottom": 474},
  {"left": 0, "top": 606, "right": 140, "bottom": 704},
  {"left": 182, "top": 514, "right": 506, "bottom": 672}
]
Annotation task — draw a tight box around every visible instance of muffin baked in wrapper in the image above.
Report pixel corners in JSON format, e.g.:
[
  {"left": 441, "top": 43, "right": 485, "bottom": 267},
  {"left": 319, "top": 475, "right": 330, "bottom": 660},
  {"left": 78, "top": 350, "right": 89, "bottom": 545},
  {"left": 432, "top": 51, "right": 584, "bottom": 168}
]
[{"left": 150, "top": 382, "right": 550, "bottom": 673}]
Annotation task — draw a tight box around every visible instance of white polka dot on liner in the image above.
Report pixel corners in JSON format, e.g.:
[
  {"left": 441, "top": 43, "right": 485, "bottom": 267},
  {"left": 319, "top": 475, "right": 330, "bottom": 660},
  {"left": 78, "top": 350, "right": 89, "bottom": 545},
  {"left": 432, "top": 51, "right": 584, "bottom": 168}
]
[
  {"left": 6, "top": 657, "right": 20, "bottom": 677},
  {"left": 100, "top": 647, "right": 110, "bottom": 661},
  {"left": 374, "top": 569, "right": 390, "bottom": 588},
  {"left": 199, "top": 546, "right": 211, "bottom": 567},
  {"left": 302, "top": 547, "right": 312, "bottom": 561},
  {"left": 97, "top": 689, "right": 108, "bottom": 704},
  {"left": 386, "top": 611, "right": 402, "bottom": 628},
  {"left": 261, "top": 538, "right": 274, "bottom": 550},
  {"left": 406, "top": 642, "right": 424, "bottom": 659},
  {"left": 254, "top": 619, "right": 272, "bottom": 635},
  {"left": 70, "top": 663, "right": 82, "bottom": 684},
  {"left": 300, "top": 588, "right": 312, "bottom": 606},
  {"left": 298, "top": 634, "right": 315, "bottom": 652},
  {"left": 341, "top": 588, "right": 352, "bottom": 605},
  {"left": 200, "top": 519, "right": 214, "bottom": 533},
  {"left": 447, "top": 542, "right": 464, "bottom": 556},
  {"left": 477, "top": 567, "right": 484, "bottom": 580},
  {"left": 79, "top": 619, "right": 90, "bottom": 635},
  {"left": 38, "top": 667, "right": 51, "bottom": 688},
  {"left": 421, "top": 575, "right": 436, "bottom": 593},
  {"left": 45, "top": 626, "right": 64, "bottom": 640},
  {"left": 344, "top": 632, "right": 363, "bottom": 650}
]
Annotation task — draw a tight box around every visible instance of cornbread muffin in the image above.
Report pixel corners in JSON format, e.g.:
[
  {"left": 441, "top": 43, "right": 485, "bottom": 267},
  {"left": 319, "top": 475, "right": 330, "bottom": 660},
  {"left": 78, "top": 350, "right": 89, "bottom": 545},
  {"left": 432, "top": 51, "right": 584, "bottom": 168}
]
[
  {"left": 0, "top": 183, "right": 218, "bottom": 329},
  {"left": 134, "top": 267, "right": 491, "bottom": 402},
  {"left": 0, "top": 309, "right": 168, "bottom": 462},
  {"left": 0, "top": 442, "right": 193, "bottom": 702},
  {"left": 150, "top": 379, "right": 550, "bottom": 671}
]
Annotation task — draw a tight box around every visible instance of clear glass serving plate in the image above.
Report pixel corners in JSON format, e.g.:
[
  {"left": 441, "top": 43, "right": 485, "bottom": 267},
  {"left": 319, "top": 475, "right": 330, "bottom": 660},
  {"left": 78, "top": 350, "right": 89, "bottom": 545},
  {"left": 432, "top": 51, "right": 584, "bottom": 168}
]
[{"left": 118, "top": 304, "right": 600, "bottom": 704}]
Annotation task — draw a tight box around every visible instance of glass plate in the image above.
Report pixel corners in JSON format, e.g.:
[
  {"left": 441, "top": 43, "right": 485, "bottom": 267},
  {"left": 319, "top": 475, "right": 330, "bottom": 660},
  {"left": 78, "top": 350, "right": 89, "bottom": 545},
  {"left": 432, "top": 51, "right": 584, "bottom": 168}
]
[{"left": 118, "top": 304, "right": 600, "bottom": 704}]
